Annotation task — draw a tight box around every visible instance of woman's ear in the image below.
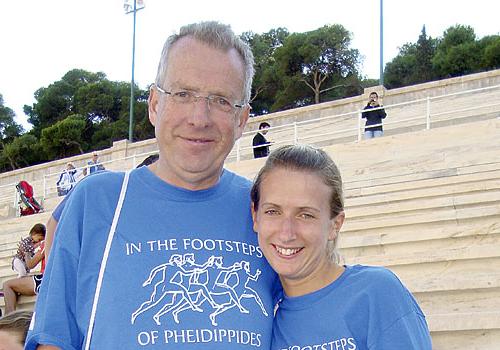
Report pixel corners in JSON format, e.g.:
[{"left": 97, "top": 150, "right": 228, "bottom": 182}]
[
  {"left": 329, "top": 211, "right": 345, "bottom": 241},
  {"left": 251, "top": 203, "right": 258, "bottom": 233}
]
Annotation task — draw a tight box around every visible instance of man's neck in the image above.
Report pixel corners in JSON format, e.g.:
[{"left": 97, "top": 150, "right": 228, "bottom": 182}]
[{"left": 149, "top": 162, "right": 223, "bottom": 191}]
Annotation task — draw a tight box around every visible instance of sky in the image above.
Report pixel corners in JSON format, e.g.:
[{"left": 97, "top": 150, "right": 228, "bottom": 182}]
[{"left": 0, "top": 0, "right": 498, "bottom": 130}]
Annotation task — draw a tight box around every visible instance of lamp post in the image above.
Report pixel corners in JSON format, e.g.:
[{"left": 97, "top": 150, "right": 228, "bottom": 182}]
[
  {"left": 379, "top": 0, "right": 384, "bottom": 86},
  {"left": 124, "top": 0, "right": 145, "bottom": 142}
]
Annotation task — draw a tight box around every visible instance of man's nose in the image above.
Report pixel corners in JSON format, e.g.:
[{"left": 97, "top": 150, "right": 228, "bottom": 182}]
[{"left": 188, "top": 96, "right": 212, "bottom": 126}]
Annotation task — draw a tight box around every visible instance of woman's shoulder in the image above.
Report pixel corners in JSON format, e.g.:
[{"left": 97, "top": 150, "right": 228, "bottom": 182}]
[{"left": 347, "top": 265, "right": 406, "bottom": 292}]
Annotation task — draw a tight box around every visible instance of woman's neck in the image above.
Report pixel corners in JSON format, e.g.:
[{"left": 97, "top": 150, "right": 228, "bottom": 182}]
[{"left": 281, "top": 262, "right": 345, "bottom": 297}]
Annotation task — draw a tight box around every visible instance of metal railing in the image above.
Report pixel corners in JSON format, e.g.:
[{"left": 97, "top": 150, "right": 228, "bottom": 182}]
[
  {"left": 0, "top": 84, "right": 498, "bottom": 215},
  {"left": 229, "top": 84, "right": 500, "bottom": 161}
]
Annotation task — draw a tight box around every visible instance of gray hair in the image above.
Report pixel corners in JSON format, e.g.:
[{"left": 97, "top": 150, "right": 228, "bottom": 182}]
[
  {"left": 155, "top": 21, "right": 254, "bottom": 104},
  {"left": 0, "top": 310, "right": 33, "bottom": 345},
  {"left": 251, "top": 144, "right": 345, "bottom": 263}
]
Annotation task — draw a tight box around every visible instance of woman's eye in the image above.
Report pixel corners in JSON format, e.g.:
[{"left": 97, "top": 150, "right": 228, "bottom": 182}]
[
  {"left": 264, "top": 209, "right": 279, "bottom": 215},
  {"left": 299, "top": 213, "right": 315, "bottom": 219}
]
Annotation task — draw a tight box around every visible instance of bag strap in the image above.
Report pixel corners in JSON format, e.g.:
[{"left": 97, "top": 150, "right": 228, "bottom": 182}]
[{"left": 84, "top": 170, "right": 131, "bottom": 350}]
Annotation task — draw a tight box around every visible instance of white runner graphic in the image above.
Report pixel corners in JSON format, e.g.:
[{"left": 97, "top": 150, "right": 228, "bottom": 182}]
[{"left": 131, "top": 254, "right": 268, "bottom": 326}]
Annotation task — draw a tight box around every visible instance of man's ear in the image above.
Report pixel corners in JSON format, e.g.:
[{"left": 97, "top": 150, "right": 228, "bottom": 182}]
[
  {"left": 235, "top": 105, "right": 251, "bottom": 139},
  {"left": 148, "top": 86, "right": 159, "bottom": 127}
]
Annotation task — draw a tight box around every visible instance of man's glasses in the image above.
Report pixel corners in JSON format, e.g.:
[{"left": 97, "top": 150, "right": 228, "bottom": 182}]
[{"left": 155, "top": 85, "right": 244, "bottom": 114}]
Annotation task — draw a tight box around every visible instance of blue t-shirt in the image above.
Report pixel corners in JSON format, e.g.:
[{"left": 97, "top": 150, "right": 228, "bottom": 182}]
[
  {"left": 27, "top": 167, "right": 279, "bottom": 349},
  {"left": 51, "top": 193, "right": 69, "bottom": 222},
  {"left": 273, "top": 265, "right": 432, "bottom": 350}
]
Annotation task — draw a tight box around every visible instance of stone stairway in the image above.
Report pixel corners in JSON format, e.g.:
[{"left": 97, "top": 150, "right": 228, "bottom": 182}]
[{"left": 0, "top": 119, "right": 498, "bottom": 349}]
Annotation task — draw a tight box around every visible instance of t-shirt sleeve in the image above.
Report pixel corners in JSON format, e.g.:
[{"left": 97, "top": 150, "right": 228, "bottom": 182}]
[
  {"left": 25, "top": 189, "right": 85, "bottom": 350},
  {"left": 369, "top": 310, "right": 432, "bottom": 349},
  {"left": 51, "top": 191, "right": 70, "bottom": 222},
  {"left": 365, "top": 268, "right": 432, "bottom": 350}
]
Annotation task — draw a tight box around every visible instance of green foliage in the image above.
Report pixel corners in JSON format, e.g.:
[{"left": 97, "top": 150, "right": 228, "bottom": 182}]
[
  {"left": 482, "top": 36, "right": 500, "bottom": 68},
  {"left": 384, "top": 26, "right": 438, "bottom": 88},
  {"left": 433, "top": 41, "right": 482, "bottom": 77},
  {"left": 433, "top": 25, "right": 478, "bottom": 78},
  {"left": 415, "top": 26, "right": 436, "bottom": 83},
  {"left": 385, "top": 24, "right": 498, "bottom": 87},
  {"left": 40, "top": 114, "right": 87, "bottom": 159},
  {"left": 25, "top": 69, "right": 105, "bottom": 132},
  {"left": 270, "top": 24, "right": 361, "bottom": 110},
  {"left": 1, "top": 134, "right": 44, "bottom": 170},
  {"left": 0, "top": 94, "right": 23, "bottom": 140},
  {"left": 439, "top": 25, "right": 476, "bottom": 51},
  {"left": 1, "top": 23, "right": 497, "bottom": 173},
  {"left": 241, "top": 28, "right": 289, "bottom": 114},
  {"left": 91, "top": 119, "right": 129, "bottom": 150}
]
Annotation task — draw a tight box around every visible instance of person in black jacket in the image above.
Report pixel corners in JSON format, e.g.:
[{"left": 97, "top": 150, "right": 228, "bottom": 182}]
[
  {"left": 252, "top": 122, "right": 271, "bottom": 158},
  {"left": 362, "top": 92, "right": 387, "bottom": 139}
]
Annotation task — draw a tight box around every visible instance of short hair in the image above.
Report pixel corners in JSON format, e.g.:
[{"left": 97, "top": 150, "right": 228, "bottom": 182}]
[
  {"left": 29, "top": 223, "right": 46, "bottom": 238},
  {"left": 369, "top": 91, "right": 378, "bottom": 97},
  {"left": 259, "top": 122, "right": 270, "bottom": 129},
  {"left": 0, "top": 310, "right": 33, "bottom": 345},
  {"left": 155, "top": 21, "right": 255, "bottom": 104},
  {"left": 250, "top": 144, "right": 344, "bottom": 263}
]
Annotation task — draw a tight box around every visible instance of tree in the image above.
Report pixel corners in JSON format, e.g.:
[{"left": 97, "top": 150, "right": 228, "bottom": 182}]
[
  {"left": 40, "top": 114, "right": 87, "bottom": 159},
  {"left": 241, "top": 28, "right": 289, "bottom": 114},
  {"left": 384, "top": 26, "right": 438, "bottom": 88},
  {"left": 0, "top": 94, "right": 23, "bottom": 140},
  {"left": 0, "top": 94, "right": 25, "bottom": 170},
  {"left": 385, "top": 24, "right": 498, "bottom": 88},
  {"left": 25, "top": 69, "right": 105, "bottom": 133},
  {"left": 482, "top": 36, "right": 500, "bottom": 68},
  {"left": 415, "top": 25, "right": 436, "bottom": 83},
  {"left": 1, "top": 134, "right": 43, "bottom": 170},
  {"left": 24, "top": 69, "right": 150, "bottom": 154},
  {"left": 272, "top": 24, "right": 360, "bottom": 110},
  {"left": 432, "top": 25, "right": 478, "bottom": 78}
]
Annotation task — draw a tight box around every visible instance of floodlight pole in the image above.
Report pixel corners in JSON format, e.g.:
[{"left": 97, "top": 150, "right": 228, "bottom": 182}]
[
  {"left": 125, "top": 0, "right": 144, "bottom": 142},
  {"left": 379, "top": 0, "right": 384, "bottom": 86},
  {"left": 128, "top": 0, "right": 138, "bottom": 142}
]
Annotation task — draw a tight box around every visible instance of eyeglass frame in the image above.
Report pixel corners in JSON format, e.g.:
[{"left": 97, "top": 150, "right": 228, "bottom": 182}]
[{"left": 154, "top": 84, "right": 246, "bottom": 115}]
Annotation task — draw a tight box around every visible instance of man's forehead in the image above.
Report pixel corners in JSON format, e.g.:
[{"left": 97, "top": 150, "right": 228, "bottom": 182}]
[
  {"left": 171, "top": 36, "right": 243, "bottom": 67},
  {"left": 163, "top": 36, "right": 245, "bottom": 95}
]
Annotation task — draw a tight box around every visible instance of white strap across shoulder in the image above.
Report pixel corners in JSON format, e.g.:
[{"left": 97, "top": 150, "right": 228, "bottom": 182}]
[{"left": 84, "top": 170, "right": 131, "bottom": 350}]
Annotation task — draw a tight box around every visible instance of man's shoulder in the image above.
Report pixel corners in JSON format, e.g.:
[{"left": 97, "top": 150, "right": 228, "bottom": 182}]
[
  {"left": 70, "top": 171, "right": 126, "bottom": 201},
  {"left": 223, "top": 169, "right": 252, "bottom": 190}
]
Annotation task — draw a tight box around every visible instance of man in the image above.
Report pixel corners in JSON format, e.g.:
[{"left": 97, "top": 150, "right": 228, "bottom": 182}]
[
  {"left": 361, "top": 91, "right": 387, "bottom": 139},
  {"left": 85, "top": 152, "right": 105, "bottom": 175},
  {"left": 252, "top": 122, "right": 271, "bottom": 158},
  {"left": 26, "top": 22, "right": 278, "bottom": 349}
]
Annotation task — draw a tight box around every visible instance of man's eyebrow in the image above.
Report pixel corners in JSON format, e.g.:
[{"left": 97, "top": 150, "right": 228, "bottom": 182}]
[{"left": 168, "top": 82, "right": 236, "bottom": 98}]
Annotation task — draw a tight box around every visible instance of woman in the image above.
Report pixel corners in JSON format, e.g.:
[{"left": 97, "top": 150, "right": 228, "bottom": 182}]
[
  {"left": 3, "top": 240, "right": 45, "bottom": 314},
  {"left": 250, "top": 144, "right": 432, "bottom": 349},
  {"left": 56, "top": 162, "right": 78, "bottom": 196}
]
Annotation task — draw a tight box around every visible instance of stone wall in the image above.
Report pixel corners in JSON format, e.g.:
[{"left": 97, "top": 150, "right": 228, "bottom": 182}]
[{"left": 1, "top": 68, "right": 499, "bottom": 193}]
